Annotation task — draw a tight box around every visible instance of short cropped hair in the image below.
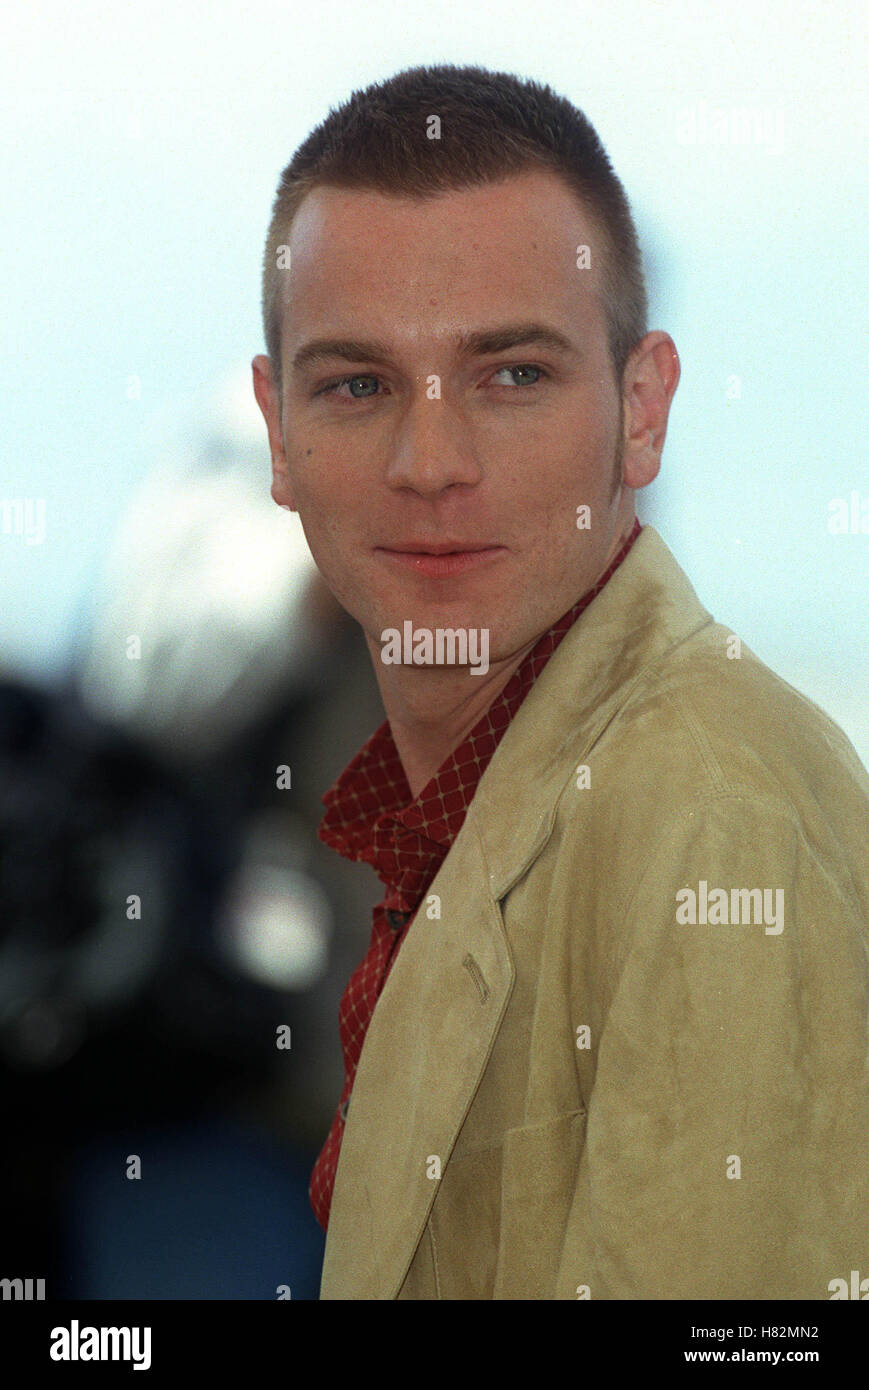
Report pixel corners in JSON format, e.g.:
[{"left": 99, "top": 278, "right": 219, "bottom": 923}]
[{"left": 262, "top": 63, "right": 648, "bottom": 397}]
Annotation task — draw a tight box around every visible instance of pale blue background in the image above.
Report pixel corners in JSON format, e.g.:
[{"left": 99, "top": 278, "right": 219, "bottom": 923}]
[{"left": 1, "top": 0, "right": 867, "bottom": 761}]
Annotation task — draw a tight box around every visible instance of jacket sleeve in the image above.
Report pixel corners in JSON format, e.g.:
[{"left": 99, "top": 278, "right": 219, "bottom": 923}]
[{"left": 556, "top": 791, "right": 869, "bottom": 1300}]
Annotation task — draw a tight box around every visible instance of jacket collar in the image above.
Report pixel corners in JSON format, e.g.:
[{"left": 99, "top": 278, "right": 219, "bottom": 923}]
[{"left": 470, "top": 524, "right": 714, "bottom": 897}]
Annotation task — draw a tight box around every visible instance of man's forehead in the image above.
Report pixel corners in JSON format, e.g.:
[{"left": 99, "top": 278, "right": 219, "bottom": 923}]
[
  {"left": 279, "top": 171, "right": 607, "bottom": 356},
  {"left": 288, "top": 169, "right": 603, "bottom": 257}
]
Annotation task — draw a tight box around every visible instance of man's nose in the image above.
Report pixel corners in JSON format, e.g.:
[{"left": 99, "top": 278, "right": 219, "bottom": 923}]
[{"left": 384, "top": 391, "right": 484, "bottom": 497}]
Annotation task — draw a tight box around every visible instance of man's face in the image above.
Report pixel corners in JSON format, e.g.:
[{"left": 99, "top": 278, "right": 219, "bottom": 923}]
[{"left": 258, "top": 169, "right": 633, "bottom": 667}]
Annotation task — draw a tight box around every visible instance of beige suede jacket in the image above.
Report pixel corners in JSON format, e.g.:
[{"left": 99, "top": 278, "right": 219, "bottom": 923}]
[{"left": 319, "top": 524, "right": 869, "bottom": 1300}]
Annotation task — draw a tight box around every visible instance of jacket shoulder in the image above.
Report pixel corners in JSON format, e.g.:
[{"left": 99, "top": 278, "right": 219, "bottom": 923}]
[{"left": 553, "top": 620, "right": 869, "bottom": 896}]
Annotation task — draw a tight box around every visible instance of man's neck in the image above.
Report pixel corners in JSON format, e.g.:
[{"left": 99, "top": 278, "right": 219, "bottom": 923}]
[{"left": 365, "top": 637, "right": 537, "bottom": 800}]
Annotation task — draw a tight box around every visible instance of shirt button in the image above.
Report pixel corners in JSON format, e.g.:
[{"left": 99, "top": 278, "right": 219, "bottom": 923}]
[{"left": 339, "top": 1097, "right": 349, "bottom": 1122}]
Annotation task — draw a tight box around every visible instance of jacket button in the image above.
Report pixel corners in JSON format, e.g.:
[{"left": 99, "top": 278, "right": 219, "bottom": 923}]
[
  {"left": 339, "top": 1097, "right": 349, "bottom": 1122},
  {"left": 386, "top": 909, "right": 408, "bottom": 931}
]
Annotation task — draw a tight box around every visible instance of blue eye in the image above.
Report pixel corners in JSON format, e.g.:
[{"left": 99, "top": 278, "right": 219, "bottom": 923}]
[
  {"left": 491, "top": 365, "right": 545, "bottom": 387},
  {"left": 319, "top": 375, "right": 381, "bottom": 398}
]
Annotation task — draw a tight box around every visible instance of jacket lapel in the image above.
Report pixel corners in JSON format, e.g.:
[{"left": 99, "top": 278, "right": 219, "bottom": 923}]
[{"left": 319, "top": 811, "right": 520, "bottom": 1298}]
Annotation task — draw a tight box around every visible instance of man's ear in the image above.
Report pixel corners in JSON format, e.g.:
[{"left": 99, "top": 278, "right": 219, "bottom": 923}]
[
  {"left": 252, "top": 354, "right": 296, "bottom": 510},
  {"left": 619, "top": 332, "right": 681, "bottom": 491}
]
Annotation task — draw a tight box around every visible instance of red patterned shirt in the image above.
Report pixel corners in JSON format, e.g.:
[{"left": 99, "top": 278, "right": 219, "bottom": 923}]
[{"left": 310, "top": 518, "right": 642, "bottom": 1231}]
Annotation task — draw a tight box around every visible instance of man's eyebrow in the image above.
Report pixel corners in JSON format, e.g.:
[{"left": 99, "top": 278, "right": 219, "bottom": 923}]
[{"left": 291, "top": 322, "right": 581, "bottom": 374}]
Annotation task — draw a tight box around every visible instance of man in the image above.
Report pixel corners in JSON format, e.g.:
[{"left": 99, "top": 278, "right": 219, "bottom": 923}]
[{"left": 252, "top": 64, "right": 869, "bottom": 1300}]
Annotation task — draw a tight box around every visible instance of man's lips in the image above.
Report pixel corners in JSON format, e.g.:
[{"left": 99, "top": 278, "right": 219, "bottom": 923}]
[
  {"left": 378, "top": 540, "right": 500, "bottom": 554},
  {"left": 375, "top": 543, "right": 507, "bottom": 577}
]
